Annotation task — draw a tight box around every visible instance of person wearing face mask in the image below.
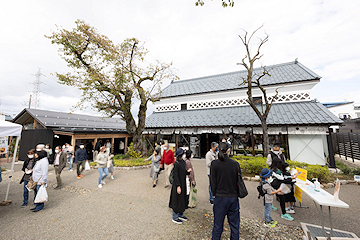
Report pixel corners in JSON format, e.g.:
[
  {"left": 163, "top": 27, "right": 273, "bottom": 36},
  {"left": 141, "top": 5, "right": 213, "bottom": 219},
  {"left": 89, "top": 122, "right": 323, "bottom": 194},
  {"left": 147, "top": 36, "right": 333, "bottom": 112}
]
[
  {"left": 53, "top": 146, "right": 67, "bottom": 189},
  {"left": 282, "top": 163, "right": 297, "bottom": 214},
  {"left": 96, "top": 146, "right": 109, "bottom": 188},
  {"left": 160, "top": 143, "right": 174, "bottom": 188},
  {"left": 144, "top": 149, "right": 161, "bottom": 187},
  {"left": 205, "top": 142, "right": 218, "bottom": 204},
  {"left": 266, "top": 144, "right": 286, "bottom": 167},
  {"left": 184, "top": 150, "right": 195, "bottom": 208},
  {"left": 20, "top": 149, "right": 36, "bottom": 207},
  {"left": 44, "top": 143, "right": 53, "bottom": 159},
  {"left": 259, "top": 168, "right": 282, "bottom": 227},
  {"left": 75, "top": 143, "right": 87, "bottom": 179},
  {"left": 31, "top": 149, "right": 49, "bottom": 212},
  {"left": 66, "top": 143, "right": 74, "bottom": 172}
]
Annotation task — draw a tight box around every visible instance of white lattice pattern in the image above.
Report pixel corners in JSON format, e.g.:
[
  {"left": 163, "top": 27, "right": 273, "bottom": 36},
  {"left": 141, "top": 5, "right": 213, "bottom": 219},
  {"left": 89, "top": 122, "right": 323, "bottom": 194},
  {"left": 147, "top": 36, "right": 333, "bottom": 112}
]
[
  {"left": 267, "top": 92, "right": 310, "bottom": 103},
  {"left": 155, "top": 104, "right": 180, "bottom": 112},
  {"left": 188, "top": 98, "right": 248, "bottom": 110}
]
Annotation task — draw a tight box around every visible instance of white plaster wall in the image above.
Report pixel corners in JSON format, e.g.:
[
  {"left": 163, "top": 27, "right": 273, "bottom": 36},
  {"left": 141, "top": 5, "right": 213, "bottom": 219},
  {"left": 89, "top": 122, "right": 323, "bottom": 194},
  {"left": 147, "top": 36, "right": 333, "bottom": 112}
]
[
  {"left": 156, "top": 81, "right": 318, "bottom": 110},
  {"left": 288, "top": 134, "right": 327, "bottom": 165}
]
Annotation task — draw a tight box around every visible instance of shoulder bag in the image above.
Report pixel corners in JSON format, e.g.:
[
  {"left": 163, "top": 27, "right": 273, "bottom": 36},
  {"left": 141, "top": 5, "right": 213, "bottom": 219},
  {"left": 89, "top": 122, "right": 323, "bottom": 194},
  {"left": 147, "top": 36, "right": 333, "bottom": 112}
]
[{"left": 26, "top": 176, "right": 42, "bottom": 190}]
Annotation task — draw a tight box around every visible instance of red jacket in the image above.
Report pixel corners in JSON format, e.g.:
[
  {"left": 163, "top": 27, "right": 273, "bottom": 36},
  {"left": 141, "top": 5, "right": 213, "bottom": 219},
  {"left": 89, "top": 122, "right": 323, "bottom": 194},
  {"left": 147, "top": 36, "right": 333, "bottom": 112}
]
[{"left": 161, "top": 149, "right": 174, "bottom": 165}]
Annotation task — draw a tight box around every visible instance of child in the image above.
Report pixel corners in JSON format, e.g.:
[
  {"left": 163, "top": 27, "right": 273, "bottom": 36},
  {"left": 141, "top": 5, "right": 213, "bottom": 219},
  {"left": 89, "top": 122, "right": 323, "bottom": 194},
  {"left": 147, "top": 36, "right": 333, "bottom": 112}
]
[
  {"left": 260, "top": 168, "right": 282, "bottom": 227},
  {"left": 283, "top": 163, "right": 297, "bottom": 214}
]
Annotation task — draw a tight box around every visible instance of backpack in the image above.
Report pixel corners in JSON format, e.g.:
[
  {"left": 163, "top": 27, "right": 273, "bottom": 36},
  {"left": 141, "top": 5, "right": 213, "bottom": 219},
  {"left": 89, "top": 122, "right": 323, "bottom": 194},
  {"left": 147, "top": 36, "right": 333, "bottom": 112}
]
[
  {"left": 169, "top": 167, "right": 175, "bottom": 184},
  {"left": 257, "top": 181, "right": 268, "bottom": 199}
]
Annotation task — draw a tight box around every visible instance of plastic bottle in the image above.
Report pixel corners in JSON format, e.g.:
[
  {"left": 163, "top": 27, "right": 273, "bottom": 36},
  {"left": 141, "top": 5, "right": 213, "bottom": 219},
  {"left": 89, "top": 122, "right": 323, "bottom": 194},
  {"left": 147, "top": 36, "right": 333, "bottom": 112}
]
[{"left": 312, "top": 178, "right": 320, "bottom": 192}]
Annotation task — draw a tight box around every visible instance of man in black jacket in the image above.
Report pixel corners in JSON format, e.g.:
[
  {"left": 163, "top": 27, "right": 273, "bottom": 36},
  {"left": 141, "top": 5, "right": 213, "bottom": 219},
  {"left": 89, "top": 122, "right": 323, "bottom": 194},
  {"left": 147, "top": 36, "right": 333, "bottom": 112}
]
[{"left": 75, "top": 143, "right": 87, "bottom": 179}]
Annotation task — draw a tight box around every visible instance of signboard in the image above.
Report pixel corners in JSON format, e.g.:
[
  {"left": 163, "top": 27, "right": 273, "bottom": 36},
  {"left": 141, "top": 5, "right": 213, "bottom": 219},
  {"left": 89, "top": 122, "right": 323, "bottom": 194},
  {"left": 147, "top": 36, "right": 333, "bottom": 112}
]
[
  {"left": 296, "top": 167, "right": 308, "bottom": 182},
  {"left": 0, "top": 136, "right": 8, "bottom": 154},
  {"left": 294, "top": 185, "right": 303, "bottom": 203}
]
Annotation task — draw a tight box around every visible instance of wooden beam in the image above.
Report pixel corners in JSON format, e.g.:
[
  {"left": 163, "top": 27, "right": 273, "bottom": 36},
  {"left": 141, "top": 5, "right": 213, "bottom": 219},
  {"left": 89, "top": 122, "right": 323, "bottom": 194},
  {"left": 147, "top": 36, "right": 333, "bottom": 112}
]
[
  {"left": 111, "top": 137, "right": 114, "bottom": 153},
  {"left": 33, "top": 119, "right": 37, "bottom": 129},
  {"left": 71, "top": 134, "right": 75, "bottom": 147},
  {"left": 124, "top": 137, "right": 128, "bottom": 153}
]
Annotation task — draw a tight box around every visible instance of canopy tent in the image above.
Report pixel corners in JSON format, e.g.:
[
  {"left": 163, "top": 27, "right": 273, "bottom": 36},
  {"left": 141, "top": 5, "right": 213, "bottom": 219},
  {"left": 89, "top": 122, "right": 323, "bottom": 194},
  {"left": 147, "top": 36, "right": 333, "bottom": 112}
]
[{"left": 0, "top": 121, "right": 22, "bottom": 205}]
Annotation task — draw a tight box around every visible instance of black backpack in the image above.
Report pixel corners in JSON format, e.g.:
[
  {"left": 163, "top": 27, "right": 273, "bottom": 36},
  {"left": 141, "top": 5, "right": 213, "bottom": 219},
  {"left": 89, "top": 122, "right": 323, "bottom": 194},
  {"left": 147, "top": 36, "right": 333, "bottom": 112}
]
[{"left": 257, "top": 181, "right": 268, "bottom": 199}]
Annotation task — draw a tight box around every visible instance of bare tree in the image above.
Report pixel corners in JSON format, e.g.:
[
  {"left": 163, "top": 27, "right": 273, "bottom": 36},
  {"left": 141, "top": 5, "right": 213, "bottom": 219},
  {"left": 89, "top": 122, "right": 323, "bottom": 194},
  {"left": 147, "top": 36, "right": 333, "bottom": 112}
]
[{"left": 238, "top": 26, "right": 279, "bottom": 157}]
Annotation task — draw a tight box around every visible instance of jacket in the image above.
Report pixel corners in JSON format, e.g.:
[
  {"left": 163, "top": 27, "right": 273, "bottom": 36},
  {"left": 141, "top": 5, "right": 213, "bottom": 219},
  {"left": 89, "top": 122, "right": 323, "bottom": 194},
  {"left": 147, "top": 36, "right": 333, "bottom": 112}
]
[
  {"left": 32, "top": 157, "right": 49, "bottom": 185},
  {"left": 205, "top": 150, "right": 217, "bottom": 175},
  {"left": 266, "top": 150, "right": 286, "bottom": 167},
  {"left": 21, "top": 157, "right": 35, "bottom": 183},
  {"left": 75, "top": 148, "right": 87, "bottom": 163},
  {"left": 169, "top": 159, "right": 190, "bottom": 213},
  {"left": 54, "top": 151, "right": 67, "bottom": 170},
  {"left": 161, "top": 149, "right": 174, "bottom": 165},
  {"left": 96, "top": 152, "right": 108, "bottom": 168}
]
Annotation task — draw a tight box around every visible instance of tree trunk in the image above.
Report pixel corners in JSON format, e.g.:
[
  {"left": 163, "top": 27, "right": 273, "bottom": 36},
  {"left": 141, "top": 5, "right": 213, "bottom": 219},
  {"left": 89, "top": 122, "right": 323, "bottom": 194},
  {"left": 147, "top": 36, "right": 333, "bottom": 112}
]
[
  {"left": 132, "top": 132, "right": 148, "bottom": 156},
  {"left": 261, "top": 118, "right": 269, "bottom": 157}
]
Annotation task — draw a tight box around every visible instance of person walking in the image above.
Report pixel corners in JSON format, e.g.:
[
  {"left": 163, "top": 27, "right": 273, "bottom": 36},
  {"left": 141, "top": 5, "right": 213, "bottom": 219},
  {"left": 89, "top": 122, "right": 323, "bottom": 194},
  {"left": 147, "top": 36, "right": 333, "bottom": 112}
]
[
  {"left": 96, "top": 146, "right": 109, "bottom": 188},
  {"left": 94, "top": 139, "right": 102, "bottom": 160},
  {"left": 119, "top": 140, "right": 125, "bottom": 154},
  {"left": 53, "top": 146, "right": 67, "bottom": 189},
  {"left": 105, "top": 140, "right": 111, "bottom": 154},
  {"left": 108, "top": 153, "right": 115, "bottom": 180},
  {"left": 144, "top": 149, "right": 161, "bottom": 187},
  {"left": 210, "top": 142, "right": 241, "bottom": 240},
  {"left": 205, "top": 142, "right": 218, "bottom": 204},
  {"left": 169, "top": 148, "right": 192, "bottom": 224},
  {"left": 31, "top": 149, "right": 49, "bottom": 212},
  {"left": 184, "top": 150, "right": 195, "bottom": 207},
  {"left": 266, "top": 144, "right": 286, "bottom": 167},
  {"left": 66, "top": 143, "right": 74, "bottom": 172},
  {"left": 160, "top": 143, "right": 174, "bottom": 188},
  {"left": 75, "top": 143, "right": 87, "bottom": 179},
  {"left": 20, "top": 149, "right": 36, "bottom": 207}
]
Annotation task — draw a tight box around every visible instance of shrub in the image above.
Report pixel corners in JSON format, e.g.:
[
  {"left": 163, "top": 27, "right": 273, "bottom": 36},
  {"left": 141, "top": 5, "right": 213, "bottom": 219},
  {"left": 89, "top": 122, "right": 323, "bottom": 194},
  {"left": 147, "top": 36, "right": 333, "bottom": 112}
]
[
  {"left": 352, "top": 167, "right": 360, "bottom": 175},
  {"left": 306, "top": 165, "right": 330, "bottom": 182},
  {"left": 287, "top": 160, "right": 309, "bottom": 169},
  {"left": 113, "top": 158, "right": 150, "bottom": 167},
  {"left": 126, "top": 142, "right": 142, "bottom": 158},
  {"left": 234, "top": 156, "right": 267, "bottom": 175},
  {"left": 113, "top": 154, "right": 130, "bottom": 160}
]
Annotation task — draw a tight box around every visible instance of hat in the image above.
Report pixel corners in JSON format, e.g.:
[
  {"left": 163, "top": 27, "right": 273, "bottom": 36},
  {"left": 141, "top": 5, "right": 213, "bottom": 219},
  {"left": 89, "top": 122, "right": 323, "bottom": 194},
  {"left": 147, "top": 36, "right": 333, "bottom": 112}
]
[
  {"left": 260, "top": 168, "right": 273, "bottom": 180},
  {"left": 175, "top": 148, "right": 185, "bottom": 158}
]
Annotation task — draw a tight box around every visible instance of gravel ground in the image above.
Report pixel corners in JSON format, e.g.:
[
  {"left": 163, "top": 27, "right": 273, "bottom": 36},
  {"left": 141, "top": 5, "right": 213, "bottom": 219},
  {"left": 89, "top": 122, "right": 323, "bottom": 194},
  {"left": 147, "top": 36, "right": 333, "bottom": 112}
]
[{"left": 1, "top": 159, "right": 359, "bottom": 239}]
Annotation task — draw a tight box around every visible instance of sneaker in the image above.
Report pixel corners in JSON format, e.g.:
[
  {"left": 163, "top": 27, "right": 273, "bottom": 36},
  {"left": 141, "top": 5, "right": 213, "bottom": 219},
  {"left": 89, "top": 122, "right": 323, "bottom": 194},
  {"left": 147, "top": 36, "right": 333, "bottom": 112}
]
[
  {"left": 210, "top": 200, "right": 214, "bottom": 205},
  {"left": 270, "top": 220, "right": 278, "bottom": 226},
  {"left": 79, "top": 174, "right": 84, "bottom": 178},
  {"left": 290, "top": 207, "right": 295, "bottom": 213},
  {"left": 165, "top": 185, "right": 170, "bottom": 188},
  {"left": 77, "top": 175, "right": 81, "bottom": 179},
  {"left": 286, "top": 207, "right": 295, "bottom": 214},
  {"left": 68, "top": 169, "right": 73, "bottom": 172},
  {"left": 178, "top": 216, "right": 188, "bottom": 221},
  {"left": 264, "top": 221, "right": 276, "bottom": 227},
  {"left": 98, "top": 184, "right": 102, "bottom": 189},
  {"left": 153, "top": 184, "right": 156, "bottom": 188},
  {"left": 111, "top": 175, "right": 114, "bottom": 180},
  {"left": 21, "top": 203, "right": 27, "bottom": 207},
  {"left": 281, "top": 213, "right": 294, "bottom": 221},
  {"left": 172, "top": 219, "right": 183, "bottom": 224},
  {"left": 271, "top": 205, "right": 277, "bottom": 211},
  {"left": 101, "top": 180, "right": 106, "bottom": 185}
]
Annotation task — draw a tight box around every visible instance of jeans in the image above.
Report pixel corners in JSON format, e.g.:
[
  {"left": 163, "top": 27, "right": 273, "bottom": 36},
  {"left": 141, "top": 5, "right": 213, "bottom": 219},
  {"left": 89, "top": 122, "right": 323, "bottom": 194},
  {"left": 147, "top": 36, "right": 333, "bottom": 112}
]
[
  {"left": 264, "top": 203, "right": 272, "bottom": 223},
  {"left": 212, "top": 197, "right": 240, "bottom": 240},
  {"left": 34, "top": 184, "right": 45, "bottom": 210},
  {"left": 172, "top": 211, "right": 185, "bottom": 220},
  {"left": 98, "top": 167, "right": 109, "bottom": 184},
  {"left": 208, "top": 175, "right": 214, "bottom": 202},
  {"left": 23, "top": 180, "right": 29, "bottom": 204},
  {"left": 67, "top": 155, "right": 73, "bottom": 170}
]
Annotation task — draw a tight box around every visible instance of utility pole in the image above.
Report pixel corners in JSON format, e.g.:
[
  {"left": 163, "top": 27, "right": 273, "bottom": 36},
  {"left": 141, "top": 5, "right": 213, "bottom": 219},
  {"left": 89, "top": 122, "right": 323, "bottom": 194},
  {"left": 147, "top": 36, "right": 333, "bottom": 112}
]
[
  {"left": 31, "top": 68, "right": 45, "bottom": 109},
  {"left": 28, "top": 95, "right": 32, "bottom": 109}
]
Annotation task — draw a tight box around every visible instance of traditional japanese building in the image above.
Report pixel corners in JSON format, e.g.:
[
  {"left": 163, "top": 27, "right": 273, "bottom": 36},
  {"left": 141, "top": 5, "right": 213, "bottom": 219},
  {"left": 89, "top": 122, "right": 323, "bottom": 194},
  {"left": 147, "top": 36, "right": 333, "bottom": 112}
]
[{"left": 145, "top": 60, "right": 342, "bottom": 165}]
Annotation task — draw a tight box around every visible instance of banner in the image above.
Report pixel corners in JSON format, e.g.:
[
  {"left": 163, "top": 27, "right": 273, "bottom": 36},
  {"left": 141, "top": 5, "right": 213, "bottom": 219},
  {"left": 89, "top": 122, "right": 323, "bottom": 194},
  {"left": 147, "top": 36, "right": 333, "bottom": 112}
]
[
  {"left": 294, "top": 185, "right": 303, "bottom": 203},
  {"left": 0, "top": 136, "right": 8, "bottom": 154},
  {"left": 296, "top": 167, "right": 308, "bottom": 182}
]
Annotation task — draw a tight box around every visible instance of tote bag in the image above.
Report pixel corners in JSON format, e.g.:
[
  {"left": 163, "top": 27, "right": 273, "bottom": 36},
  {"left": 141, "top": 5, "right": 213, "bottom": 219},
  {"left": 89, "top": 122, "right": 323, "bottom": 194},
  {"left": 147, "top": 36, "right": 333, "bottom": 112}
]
[{"left": 188, "top": 185, "right": 197, "bottom": 208}]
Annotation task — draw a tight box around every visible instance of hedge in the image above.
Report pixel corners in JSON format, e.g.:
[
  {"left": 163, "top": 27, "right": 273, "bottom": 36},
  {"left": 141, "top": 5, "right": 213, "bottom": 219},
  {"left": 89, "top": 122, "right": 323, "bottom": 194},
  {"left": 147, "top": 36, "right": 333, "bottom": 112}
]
[{"left": 233, "top": 155, "right": 330, "bottom": 182}]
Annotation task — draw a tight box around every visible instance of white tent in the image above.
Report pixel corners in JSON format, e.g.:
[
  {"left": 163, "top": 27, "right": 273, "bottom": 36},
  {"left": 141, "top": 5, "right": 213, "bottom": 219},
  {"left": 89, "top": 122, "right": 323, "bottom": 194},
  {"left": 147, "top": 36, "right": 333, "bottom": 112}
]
[{"left": 0, "top": 121, "right": 22, "bottom": 205}]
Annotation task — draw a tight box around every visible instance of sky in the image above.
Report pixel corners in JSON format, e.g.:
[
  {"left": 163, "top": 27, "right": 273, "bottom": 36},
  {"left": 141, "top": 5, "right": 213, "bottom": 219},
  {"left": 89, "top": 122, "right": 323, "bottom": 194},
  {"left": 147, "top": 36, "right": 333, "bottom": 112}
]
[{"left": 1, "top": 0, "right": 359, "bottom": 120}]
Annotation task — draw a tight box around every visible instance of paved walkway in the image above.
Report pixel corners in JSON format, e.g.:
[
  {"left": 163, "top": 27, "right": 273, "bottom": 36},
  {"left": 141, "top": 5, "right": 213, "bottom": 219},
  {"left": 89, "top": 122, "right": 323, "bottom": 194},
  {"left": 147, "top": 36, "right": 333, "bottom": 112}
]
[{"left": 1, "top": 159, "right": 359, "bottom": 239}]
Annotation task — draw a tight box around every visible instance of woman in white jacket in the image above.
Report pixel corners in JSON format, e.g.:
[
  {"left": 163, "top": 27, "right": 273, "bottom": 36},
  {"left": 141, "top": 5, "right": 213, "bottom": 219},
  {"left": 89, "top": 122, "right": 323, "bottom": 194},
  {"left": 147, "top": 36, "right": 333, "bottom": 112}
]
[{"left": 96, "top": 146, "right": 109, "bottom": 189}]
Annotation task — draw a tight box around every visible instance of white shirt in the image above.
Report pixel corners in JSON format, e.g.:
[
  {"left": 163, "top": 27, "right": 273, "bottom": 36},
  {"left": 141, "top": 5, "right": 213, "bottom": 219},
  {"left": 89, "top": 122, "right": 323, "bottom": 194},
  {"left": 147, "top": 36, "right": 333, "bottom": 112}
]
[{"left": 32, "top": 157, "right": 49, "bottom": 184}]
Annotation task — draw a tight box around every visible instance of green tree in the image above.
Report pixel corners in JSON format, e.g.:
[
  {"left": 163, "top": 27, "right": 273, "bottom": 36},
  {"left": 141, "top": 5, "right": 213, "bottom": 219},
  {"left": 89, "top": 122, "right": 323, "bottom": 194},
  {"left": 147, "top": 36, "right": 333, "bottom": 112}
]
[{"left": 46, "top": 20, "right": 177, "bottom": 154}]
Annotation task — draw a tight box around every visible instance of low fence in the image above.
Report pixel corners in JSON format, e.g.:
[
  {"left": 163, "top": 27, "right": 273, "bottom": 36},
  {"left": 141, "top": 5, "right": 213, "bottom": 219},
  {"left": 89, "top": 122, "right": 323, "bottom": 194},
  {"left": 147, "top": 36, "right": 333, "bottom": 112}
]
[{"left": 332, "top": 132, "right": 360, "bottom": 161}]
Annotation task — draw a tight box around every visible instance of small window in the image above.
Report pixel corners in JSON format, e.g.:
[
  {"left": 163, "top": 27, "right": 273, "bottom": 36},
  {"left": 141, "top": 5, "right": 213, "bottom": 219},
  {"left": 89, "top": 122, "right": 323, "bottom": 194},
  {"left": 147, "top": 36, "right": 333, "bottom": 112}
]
[
  {"left": 253, "top": 97, "right": 262, "bottom": 104},
  {"left": 181, "top": 104, "right": 187, "bottom": 111}
]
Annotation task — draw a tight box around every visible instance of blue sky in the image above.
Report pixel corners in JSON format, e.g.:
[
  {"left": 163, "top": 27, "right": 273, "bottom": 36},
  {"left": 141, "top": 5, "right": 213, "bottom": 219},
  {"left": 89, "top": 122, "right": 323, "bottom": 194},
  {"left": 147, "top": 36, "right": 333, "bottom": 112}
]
[{"left": 0, "top": 0, "right": 359, "bottom": 119}]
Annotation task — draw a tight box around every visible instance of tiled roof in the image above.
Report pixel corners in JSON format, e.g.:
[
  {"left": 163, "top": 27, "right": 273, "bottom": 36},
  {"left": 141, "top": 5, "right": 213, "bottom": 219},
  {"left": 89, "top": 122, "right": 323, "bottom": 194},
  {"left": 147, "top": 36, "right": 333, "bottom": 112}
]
[
  {"left": 322, "top": 101, "right": 353, "bottom": 108},
  {"left": 13, "top": 108, "right": 127, "bottom": 133},
  {"left": 145, "top": 101, "right": 342, "bottom": 128},
  {"left": 160, "top": 61, "right": 321, "bottom": 98}
]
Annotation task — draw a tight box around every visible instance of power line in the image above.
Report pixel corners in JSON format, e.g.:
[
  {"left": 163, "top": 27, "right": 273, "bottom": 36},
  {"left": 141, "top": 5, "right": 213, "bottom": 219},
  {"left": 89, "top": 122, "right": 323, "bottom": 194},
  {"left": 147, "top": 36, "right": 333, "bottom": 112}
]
[{"left": 31, "top": 68, "right": 45, "bottom": 109}]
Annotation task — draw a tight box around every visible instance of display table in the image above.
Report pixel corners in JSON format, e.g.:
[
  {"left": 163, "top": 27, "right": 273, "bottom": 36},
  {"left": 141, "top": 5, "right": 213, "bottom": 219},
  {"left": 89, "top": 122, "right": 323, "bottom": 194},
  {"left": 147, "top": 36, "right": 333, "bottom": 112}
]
[{"left": 295, "top": 179, "right": 349, "bottom": 237}]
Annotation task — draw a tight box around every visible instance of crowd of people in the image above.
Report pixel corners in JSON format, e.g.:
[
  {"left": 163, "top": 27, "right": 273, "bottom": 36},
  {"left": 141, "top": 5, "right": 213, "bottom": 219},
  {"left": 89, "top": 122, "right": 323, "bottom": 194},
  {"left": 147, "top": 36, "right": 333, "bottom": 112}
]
[{"left": 17, "top": 138, "right": 298, "bottom": 240}]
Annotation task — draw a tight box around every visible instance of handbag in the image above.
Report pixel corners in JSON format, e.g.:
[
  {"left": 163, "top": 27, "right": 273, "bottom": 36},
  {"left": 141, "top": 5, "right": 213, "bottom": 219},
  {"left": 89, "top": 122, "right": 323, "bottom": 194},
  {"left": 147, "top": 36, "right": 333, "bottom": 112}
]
[
  {"left": 27, "top": 176, "right": 41, "bottom": 191},
  {"left": 34, "top": 185, "right": 48, "bottom": 203},
  {"left": 188, "top": 185, "right": 197, "bottom": 208},
  {"left": 237, "top": 171, "right": 248, "bottom": 198}
]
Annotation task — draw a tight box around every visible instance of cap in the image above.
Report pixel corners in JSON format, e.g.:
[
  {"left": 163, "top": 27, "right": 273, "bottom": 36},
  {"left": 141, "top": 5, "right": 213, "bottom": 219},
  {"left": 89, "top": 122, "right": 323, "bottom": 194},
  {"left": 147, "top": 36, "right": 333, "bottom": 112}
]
[{"left": 260, "top": 168, "right": 273, "bottom": 180}]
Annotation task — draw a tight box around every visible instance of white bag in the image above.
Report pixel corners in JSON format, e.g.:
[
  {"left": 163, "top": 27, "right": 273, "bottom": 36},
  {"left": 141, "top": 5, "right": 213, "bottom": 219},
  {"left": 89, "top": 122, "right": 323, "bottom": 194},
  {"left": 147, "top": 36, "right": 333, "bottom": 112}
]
[
  {"left": 85, "top": 161, "right": 91, "bottom": 171},
  {"left": 34, "top": 185, "right": 48, "bottom": 203}
]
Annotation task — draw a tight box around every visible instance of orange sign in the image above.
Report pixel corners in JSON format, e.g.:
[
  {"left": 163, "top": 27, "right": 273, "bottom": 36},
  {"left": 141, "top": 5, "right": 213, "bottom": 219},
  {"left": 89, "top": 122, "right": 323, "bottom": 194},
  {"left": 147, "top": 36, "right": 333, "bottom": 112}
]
[
  {"left": 296, "top": 167, "right": 307, "bottom": 182},
  {"left": 294, "top": 185, "right": 303, "bottom": 203}
]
